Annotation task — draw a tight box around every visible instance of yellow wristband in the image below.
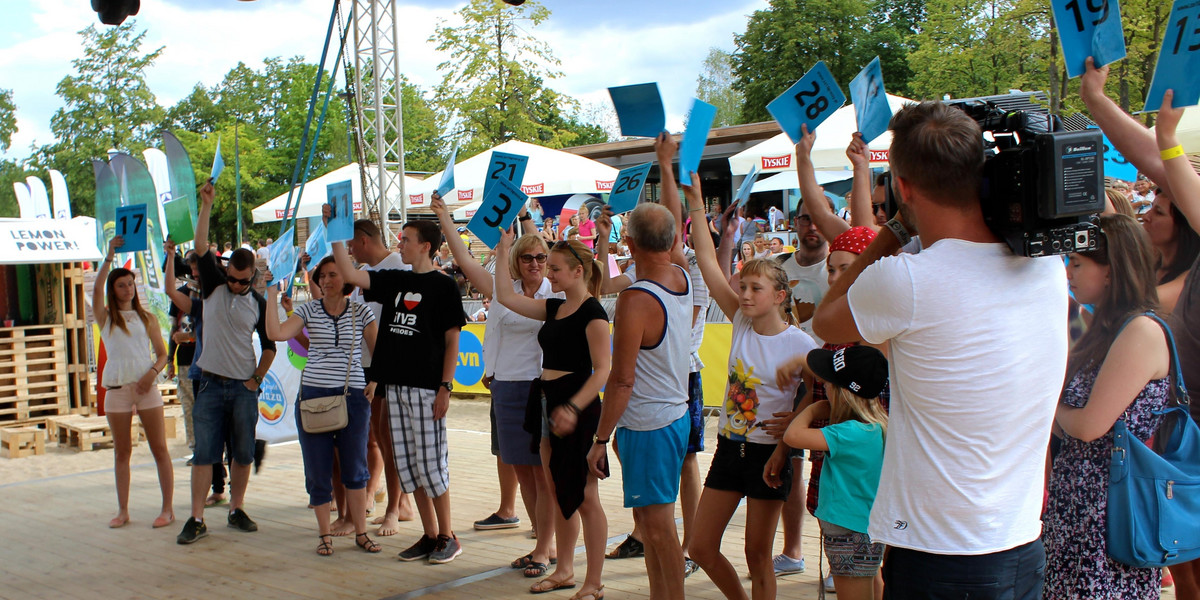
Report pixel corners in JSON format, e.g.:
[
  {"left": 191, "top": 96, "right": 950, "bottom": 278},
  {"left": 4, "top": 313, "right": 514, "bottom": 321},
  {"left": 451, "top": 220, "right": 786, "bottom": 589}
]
[{"left": 1161, "top": 145, "right": 1185, "bottom": 161}]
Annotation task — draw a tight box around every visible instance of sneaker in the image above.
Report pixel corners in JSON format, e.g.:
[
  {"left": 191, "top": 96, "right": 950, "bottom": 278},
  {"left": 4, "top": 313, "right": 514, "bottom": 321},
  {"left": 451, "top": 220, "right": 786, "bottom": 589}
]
[
  {"left": 227, "top": 508, "right": 258, "bottom": 532},
  {"left": 429, "top": 534, "right": 463, "bottom": 564},
  {"left": 824, "top": 574, "right": 837, "bottom": 593},
  {"left": 473, "top": 512, "right": 520, "bottom": 530},
  {"left": 398, "top": 534, "right": 438, "bottom": 561},
  {"left": 176, "top": 517, "right": 208, "bottom": 545},
  {"left": 683, "top": 558, "right": 700, "bottom": 578},
  {"left": 772, "top": 553, "right": 806, "bottom": 576}
]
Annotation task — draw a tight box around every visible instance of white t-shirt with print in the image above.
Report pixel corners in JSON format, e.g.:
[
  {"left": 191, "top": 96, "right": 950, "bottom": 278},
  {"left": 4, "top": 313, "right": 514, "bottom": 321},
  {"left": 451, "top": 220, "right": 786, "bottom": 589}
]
[
  {"left": 720, "top": 311, "right": 817, "bottom": 445},
  {"left": 779, "top": 253, "right": 829, "bottom": 346},
  {"left": 846, "top": 239, "right": 1068, "bottom": 555}
]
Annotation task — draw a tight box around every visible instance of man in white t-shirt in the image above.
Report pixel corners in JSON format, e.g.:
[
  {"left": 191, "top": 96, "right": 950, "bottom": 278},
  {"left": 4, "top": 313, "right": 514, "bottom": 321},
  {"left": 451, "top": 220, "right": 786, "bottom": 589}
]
[
  {"left": 778, "top": 208, "right": 830, "bottom": 346},
  {"left": 345, "top": 218, "right": 414, "bottom": 536},
  {"left": 812, "top": 101, "right": 1067, "bottom": 598}
]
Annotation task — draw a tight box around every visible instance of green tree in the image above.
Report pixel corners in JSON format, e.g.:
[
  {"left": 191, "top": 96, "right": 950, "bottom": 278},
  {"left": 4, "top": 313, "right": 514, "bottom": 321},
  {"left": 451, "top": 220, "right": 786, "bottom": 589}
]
[
  {"left": 733, "top": 0, "right": 872, "bottom": 123},
  {"left": 0, "top": 88, "right": 16, "bottom": 152},
  {"left": 0, "top": 160, "right": 29, "bottom": 218},
  {"left": 431, "top": 0, "right": 590, "bottom": 153},
  {"left": 41, "top": 22, "right": 165, "bottom": 218},
  {"left": 696, "top": 48, "right": 746, "bottom": 127}
]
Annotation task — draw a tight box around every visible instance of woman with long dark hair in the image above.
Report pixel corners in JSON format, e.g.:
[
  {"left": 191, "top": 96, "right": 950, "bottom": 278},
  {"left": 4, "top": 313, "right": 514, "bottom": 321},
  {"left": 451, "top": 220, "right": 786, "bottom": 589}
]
[
  {"left": 1044, "top": 214, "right": 1171, "bottom": 598},
  {"left": 93, "top": 236, "right": 174, "bottom": 529}
]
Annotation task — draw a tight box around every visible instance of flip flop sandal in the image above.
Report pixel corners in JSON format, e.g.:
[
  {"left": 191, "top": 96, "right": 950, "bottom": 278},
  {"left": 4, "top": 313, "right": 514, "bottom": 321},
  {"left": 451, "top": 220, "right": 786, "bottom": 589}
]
[
  {"left": 605, "top": 536, "right": 644, "bottom": 559},
  {"left": 568, "top": 585, "right": 605, "bottom": 600},
  {"left": 356, "top": 532, "right": 382, "bottom": 553},
  {"left": 530, "top": 578, "right": 576, "bottom": 594},
  {"left": 317, "top": 534, "right": 334, "bottom": 556},
  {"left": 512, "top": 554, "right": 558, "bottom": 569},
  {"left": 523, "top": 562, "right": 549, "bottom": 578}
]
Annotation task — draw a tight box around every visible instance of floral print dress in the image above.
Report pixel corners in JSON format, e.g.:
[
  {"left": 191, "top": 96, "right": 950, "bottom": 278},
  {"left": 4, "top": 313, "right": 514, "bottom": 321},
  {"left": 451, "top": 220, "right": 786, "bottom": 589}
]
[{"left": 1043, "top": 365, "right": 1168, "bottom": 599}]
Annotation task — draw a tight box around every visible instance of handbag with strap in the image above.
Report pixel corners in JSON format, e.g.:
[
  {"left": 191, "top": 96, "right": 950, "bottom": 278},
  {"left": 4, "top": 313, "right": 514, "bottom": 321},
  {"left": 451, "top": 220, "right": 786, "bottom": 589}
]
[
  {"left": 299, "top": 303, "right": 356, "bottom": 434},
  {"left": 1106, "top": 312, "right": 1200, "bottom": 567}
]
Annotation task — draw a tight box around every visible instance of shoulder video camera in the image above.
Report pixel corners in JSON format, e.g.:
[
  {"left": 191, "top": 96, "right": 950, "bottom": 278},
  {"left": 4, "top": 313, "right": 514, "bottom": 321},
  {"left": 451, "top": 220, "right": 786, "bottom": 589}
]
[{"left": 949, "top": 99, "right": 1104, "bottom": 257}]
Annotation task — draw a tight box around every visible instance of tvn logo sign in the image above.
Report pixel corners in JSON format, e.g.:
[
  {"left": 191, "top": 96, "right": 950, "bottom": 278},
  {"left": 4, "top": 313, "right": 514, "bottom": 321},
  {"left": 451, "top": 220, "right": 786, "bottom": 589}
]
[{"left": 762, "top": 155, "right": 791, "bottom": 169}]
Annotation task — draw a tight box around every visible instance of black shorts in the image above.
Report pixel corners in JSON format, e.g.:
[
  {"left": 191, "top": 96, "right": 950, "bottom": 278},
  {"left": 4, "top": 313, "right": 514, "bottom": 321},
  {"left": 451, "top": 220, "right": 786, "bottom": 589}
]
[{"left": 704, "top": 436, "right": 790, "bottom": 501}]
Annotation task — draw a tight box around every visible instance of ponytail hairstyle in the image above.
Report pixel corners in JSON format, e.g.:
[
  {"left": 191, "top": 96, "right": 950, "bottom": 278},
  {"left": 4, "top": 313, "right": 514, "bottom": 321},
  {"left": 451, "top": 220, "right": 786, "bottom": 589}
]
[
  {"left": 552, "top": 240, "right": 603, "bottom": 298},
  {"left": 828, "top": 385, "right": 889, "bottom": 437},
  {"left": 738, "top": 257, "right": 792, "bottom": 323},
  {"left": 105, "top": 268, "right": 155, "bottom": 335}
]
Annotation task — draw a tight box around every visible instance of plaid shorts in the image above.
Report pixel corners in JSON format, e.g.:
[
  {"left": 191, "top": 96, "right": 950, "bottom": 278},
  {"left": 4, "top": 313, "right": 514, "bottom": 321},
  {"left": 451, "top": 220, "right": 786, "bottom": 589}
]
[{"left": 386, "top": 385, "right": 449, "bottom": 498}]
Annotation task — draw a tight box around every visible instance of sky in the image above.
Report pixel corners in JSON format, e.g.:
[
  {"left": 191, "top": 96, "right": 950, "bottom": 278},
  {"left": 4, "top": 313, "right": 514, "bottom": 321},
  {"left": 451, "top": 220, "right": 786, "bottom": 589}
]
[{"left": 0, "top": 0, "right": 769, "bottom": 162}]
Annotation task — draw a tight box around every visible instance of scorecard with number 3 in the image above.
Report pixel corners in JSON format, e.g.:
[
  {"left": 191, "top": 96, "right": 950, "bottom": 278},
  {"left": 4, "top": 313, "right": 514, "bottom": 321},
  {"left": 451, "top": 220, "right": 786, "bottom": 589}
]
[
  {"left": 768, "top": 61, "right": 847, "bottom": 145},
  {"left": 468, "top": 176, "right": 529, "bottom": 249}
]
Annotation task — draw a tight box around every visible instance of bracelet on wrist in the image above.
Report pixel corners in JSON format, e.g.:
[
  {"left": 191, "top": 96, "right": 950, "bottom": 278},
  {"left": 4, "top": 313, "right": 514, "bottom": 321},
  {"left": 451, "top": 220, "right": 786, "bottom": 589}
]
[
  {"left": 884, "top": 218, "right": 912, "bottom": 247},
  {"left": 1161, "top": 145, "right": 1185, "bottom": 161}
]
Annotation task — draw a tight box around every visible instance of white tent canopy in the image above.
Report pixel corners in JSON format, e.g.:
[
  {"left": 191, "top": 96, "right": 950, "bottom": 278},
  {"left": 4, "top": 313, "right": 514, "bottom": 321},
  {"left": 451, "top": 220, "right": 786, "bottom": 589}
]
[
  {"left": 752, "top": 170, "right": 852, "bottom": 193},
  {"left": 452, "top": 200, "right": 481, "bottom": 221},
  {"left": 409, "top": 140, "right": 619, "bottom": 206},
  {"left": 1151, "top": 105, "right": 1200, "bottom": 154},
  {"left": 729, "top": 94, "right": 914, "bottom": 175},
  {"left": 251, "top": 162, "right": 425, "bottom": 224}
]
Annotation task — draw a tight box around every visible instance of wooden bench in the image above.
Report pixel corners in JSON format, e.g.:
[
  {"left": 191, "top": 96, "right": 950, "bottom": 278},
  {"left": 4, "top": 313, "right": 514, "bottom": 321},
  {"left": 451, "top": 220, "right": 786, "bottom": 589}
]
[
  {"left": 44, "top": 414, "right": 87, "bottom": 442},
  {"left": 1, "top": 427, "right": 45, "bottom": 458},
  {"left": 55, "top": 417, "right": 140, "bottom": 452}
]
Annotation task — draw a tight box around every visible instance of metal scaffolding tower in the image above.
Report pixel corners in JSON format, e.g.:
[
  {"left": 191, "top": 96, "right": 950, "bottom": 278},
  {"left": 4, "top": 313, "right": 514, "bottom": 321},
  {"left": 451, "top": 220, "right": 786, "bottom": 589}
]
[{"left": 350, "top": 0, "right": 407, "bottom": 242}]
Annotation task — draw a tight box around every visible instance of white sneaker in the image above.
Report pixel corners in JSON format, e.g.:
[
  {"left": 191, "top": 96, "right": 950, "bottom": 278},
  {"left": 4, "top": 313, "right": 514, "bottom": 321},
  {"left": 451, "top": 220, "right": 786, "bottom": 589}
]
[
  {"left": 772, "top": 553, "right": 806, "bottom": 575},
  {"left": 824, "top": 574, "right": 836, "bottom": 593}
]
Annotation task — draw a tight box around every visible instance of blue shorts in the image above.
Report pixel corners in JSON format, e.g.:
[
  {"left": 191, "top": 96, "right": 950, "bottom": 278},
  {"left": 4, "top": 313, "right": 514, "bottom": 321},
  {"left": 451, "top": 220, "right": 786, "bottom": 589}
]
[
  {"left": 615, "top": 412, "right": 689, "bottom": 508},
  {"left": 192, "top": 375, "right": 259, "bottom": 466},
  {"left": 295, "top": 386, "right": 372, "bottom": 506}
]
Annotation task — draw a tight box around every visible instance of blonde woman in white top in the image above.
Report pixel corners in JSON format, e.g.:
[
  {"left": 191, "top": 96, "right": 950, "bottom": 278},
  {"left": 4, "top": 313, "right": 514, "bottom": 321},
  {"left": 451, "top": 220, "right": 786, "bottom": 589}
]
[{"left": 93, "top": 236, "right": 173, "bottom": 529}]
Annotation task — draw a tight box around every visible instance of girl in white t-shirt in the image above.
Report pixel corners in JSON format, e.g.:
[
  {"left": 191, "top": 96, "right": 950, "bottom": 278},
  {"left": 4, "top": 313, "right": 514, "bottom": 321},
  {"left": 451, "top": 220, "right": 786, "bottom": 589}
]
[
  {"left": 94, "top": 236, "right": 174, "bottom": 530},
  {"left": 782, "top": 346, "right": 889, "bottom": 600},
  {"left": 686, "top": 177, "right": 818, "bottom": 600}
]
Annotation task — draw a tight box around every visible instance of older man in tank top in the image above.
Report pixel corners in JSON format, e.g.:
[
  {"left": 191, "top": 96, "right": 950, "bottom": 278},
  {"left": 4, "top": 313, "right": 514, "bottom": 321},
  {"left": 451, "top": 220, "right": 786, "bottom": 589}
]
[{"left": 588, "top": 202, "right": 692, "bottom": 600}]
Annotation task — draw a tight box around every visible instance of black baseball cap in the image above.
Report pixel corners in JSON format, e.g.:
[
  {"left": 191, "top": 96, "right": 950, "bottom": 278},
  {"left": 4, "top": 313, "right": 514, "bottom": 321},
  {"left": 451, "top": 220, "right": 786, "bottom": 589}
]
[{"left": 807, "top": 346, "right": 888, "bottom": 400}]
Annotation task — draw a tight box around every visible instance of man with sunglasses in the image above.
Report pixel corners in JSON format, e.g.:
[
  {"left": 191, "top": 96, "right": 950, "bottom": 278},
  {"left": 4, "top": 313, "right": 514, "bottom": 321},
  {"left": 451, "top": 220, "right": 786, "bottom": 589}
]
[{"left": 177, "top": 181, "right": 276, "bottom": 545}]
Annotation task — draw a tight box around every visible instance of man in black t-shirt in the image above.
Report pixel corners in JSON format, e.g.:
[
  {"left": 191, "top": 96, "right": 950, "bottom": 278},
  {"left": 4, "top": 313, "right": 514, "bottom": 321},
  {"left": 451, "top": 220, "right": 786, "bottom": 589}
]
[{"left": 333, "top": 215, "right": 465, "bottom": 565}]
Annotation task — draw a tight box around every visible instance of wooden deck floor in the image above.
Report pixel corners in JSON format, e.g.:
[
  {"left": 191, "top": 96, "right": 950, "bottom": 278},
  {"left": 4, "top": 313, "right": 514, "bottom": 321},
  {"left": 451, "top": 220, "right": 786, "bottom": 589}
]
[{"left": 0, "top": 398, "right": 830, "bottom": 600}]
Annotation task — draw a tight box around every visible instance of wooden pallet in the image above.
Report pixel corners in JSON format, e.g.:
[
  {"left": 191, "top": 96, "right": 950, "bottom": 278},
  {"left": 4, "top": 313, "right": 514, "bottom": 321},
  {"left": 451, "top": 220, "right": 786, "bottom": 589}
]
[
  {"left": 63, "top": 264, "right": 92, "bottom": 412},
  {"left": 1, "top": 426, "right": 45, "bottom": 458},
  {"left": 159, "top": 381, "right": 179, "bottom": 405},
  {"left": 44, "top": 414, "right": 87, "bottom": 442},
  {"left": 55, "top": 416, "right": 140, "bottom": 452},
  {"left": 137, "top": 406, "right": 181, "bottom": 441},
  {"left": 0, "top": 325, "right": 69, "bottom": 425}
]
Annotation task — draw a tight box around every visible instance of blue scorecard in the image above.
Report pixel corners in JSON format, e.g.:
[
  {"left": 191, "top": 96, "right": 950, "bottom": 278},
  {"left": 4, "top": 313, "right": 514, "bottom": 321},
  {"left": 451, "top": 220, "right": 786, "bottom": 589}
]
[
  {"left": 482, "top": 151, "right": 529, "bottom": 204},
  {"left": 608, "top": 83, "right": 667, "bottom": 138},
  {"left": 114, "top": 204, "right": 148, "bottom": 253},
  {"left": 849, "top": 57, "right": 892, "bottom": 144},
  {"left": 734, "top": 166, "right": 760, "bottom": 208},
  {"left": 306, "top": 219, "right": 331, "bottom": 265},
  {"left": 210, "top": 137, "right": 225, "bottom": 183},
  {"left": 436, "top": 145, "right": 458, "bottom": 198},
  {"left": 679, "top": 99, "right": 717, "bottom": 186},
  {"left": 267, "top": 228, "right": 297, "bottom": 288},
  {"left": 768, "top": 61, "right": 847, "bottom": 145},
  {"left": 1143, "top": 0, "right": 1200, "bottom": 111},
  {"left": 468, "top": 176, "right": 528, "bottom": 249},
  {"left": 606, "top": 163, "right": 652, "bottom": 214},
  {"left": 325, "top": 179, "right": 354, "bottom": 243},
  {"left": 1052, "top": 0, "right": 1127, "bottom": 78},
  {"left": 1099, "top": 131, "right": 1138, "bottom": 181}
]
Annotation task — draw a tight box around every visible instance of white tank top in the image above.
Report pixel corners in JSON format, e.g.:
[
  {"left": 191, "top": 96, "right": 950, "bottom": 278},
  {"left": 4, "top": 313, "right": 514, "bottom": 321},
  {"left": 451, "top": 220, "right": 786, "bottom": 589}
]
[
  {"left": 619, "top": 264, "right": 691, "bottom": 431},
  {"left": 100, "top": 310, "right": 154, "bottom": 387}
]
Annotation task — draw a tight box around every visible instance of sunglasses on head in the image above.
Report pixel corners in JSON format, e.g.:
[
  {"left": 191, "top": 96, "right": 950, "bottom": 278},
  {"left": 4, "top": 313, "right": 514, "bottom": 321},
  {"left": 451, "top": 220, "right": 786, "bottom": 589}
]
[
  {"left": 553, "top": 240, "right": 585, "bottom": 265},
  {"left": 519, "top": 253, "right": 548, "bottom": 264},
  {"left": 226, "top": 274, "right": 253, "bottom": 286}
]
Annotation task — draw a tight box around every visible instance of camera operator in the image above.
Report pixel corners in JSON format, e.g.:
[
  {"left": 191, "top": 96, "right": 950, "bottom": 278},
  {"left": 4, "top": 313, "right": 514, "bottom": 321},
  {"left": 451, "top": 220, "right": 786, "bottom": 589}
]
[{"left": 811, "top": 101, "right": 1069, "bottom": 598}]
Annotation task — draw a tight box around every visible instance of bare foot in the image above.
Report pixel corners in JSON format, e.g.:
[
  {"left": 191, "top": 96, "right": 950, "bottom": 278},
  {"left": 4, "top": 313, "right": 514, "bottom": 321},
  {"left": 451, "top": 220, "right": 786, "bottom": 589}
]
[
  {"left": 205, "top": 493, "right": 227, "bottom": 507},
  {"left": 109, "top": 513, "right": 130, "bottom": 528},
  {"left": 375, "top": 512, "right": 401, "bottom": 536},
  {"left": 152, "top": 511, "right": 175, "bottom": 528},
  {"left": 396, "top": 498, "right": 416, "bottom": 522},
  {"left": 330, "top": 517, "right": 354, "bottom": 537}
]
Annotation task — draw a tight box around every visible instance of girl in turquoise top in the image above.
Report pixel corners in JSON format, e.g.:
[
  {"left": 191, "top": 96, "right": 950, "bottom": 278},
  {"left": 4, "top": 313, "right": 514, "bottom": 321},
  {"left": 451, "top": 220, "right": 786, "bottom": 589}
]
[{"left": 783, "top": 346, "right": 888, "bottom": 600}]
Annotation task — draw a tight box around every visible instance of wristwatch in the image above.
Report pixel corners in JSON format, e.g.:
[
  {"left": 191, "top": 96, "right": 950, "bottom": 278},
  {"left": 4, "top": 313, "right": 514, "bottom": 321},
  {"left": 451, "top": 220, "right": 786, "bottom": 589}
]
[
  {"left": 252, "top": 374, "right": 264, "bottom": 385},
  {"left": 440, "top": 381, "right": 454, "bottom": 392},
  {"left": 519, "top": 214, "right": 533, "bottom": 222},
  {"left": 593, "top": 434, "right": 609, "bottom": 445}
]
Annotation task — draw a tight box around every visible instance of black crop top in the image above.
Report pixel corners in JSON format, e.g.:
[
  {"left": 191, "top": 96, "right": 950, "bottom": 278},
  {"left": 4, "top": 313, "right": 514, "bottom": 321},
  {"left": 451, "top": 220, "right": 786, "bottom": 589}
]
[{"left": 537, "top": 297, "right": 609, "bottom": 373}]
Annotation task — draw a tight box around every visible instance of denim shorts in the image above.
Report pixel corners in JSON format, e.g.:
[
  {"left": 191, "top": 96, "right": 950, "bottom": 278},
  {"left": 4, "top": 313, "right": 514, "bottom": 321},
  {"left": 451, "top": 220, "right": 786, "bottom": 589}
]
[
  {"left": 296, "top": 385, "right": 371, "bottom": 506},
  {"left": 192, "top": 375, "right": 259, "bottom": 466}
]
